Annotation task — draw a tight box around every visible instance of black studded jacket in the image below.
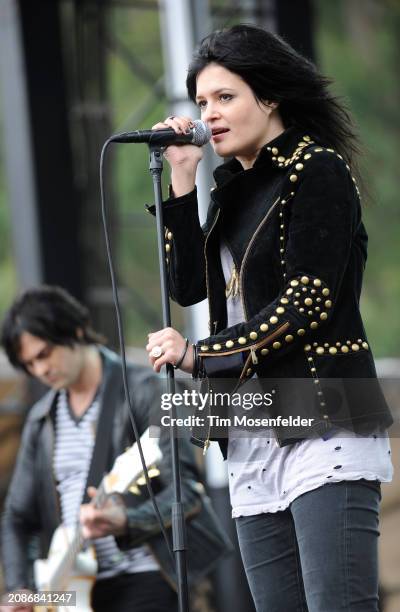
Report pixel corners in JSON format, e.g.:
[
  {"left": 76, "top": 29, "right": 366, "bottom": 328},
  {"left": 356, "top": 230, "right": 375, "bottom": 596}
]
[{"left": 154, "top": 127, "right": 392, "bottom": 457}]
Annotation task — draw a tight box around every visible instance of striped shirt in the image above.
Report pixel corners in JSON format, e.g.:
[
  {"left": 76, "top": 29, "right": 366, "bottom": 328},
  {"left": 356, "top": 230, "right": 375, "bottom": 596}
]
[{"left": 53, "top": 389, "right": 159, "bottom": 579}]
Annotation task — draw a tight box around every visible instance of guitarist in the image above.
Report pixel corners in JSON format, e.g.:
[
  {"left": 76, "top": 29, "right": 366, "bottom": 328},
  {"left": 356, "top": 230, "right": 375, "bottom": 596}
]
[{"left": 0, "top": 286, "right": 230, "bottom": 612}]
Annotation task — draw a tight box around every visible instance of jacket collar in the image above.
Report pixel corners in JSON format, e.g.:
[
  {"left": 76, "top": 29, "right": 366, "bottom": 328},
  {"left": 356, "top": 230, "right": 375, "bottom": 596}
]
[{"left": 213, "top": 126, "right": 317, "bottom": 188}]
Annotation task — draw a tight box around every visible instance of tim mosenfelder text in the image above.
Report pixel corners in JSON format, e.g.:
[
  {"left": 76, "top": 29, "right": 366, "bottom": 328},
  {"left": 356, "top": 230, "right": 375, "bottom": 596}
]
[{"left": 159, "top": 390, "right": 314, "bottom": 428}]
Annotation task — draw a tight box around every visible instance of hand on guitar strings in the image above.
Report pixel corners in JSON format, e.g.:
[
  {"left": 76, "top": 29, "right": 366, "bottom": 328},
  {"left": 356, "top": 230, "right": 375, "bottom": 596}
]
[{"left": 79, "top": 486, "right": 128, "bottom": 539}]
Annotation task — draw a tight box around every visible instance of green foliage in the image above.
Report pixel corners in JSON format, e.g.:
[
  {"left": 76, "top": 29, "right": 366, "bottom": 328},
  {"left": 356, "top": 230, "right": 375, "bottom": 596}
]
[
  {"left": 315, "top": 0, "right": 400, "bottom": 357},
  {"left": 107, "top": 7, "right": 183, "bottom": 344},
  {"left": 0, "top": 117, "right": 18, "bottom": 318}
]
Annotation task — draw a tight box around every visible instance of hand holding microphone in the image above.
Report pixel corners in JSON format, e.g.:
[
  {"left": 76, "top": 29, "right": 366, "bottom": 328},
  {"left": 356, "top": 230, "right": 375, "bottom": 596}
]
[
  {"left": 155, "top": 116, "right": 208, "bottom": 196},
  {"left": 144, "top": 116, "right": 204, "bottom": 197}
]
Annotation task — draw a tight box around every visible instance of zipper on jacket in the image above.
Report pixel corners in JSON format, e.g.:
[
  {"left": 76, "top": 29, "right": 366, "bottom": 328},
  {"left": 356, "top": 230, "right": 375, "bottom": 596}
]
[
  {"left": 203, "top": 378, "right": 212, "bottom": 454},
  {"left": 201, "top": 208, "right": 220, "bottom": 454},
  {"left": 238, "top": 195, "right": 283, "bottom": 446},
  {"left": 204, "top": 209, "right": 221, "bottom": 335},
  {"left": 237, "top": 193, "right": 297, "bottom": 448},
  {"left": 229, "top": 322, "right": 289, "bottom": 398},
  {"left": 250, "top": 348, "right": 258, "bottom": 364},
  {"left": 239, "top": 196, "right": 281, "bottom": 321}
]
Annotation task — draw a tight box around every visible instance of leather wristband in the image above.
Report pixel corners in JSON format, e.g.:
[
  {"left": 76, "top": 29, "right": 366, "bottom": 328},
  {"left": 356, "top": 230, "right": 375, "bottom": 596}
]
[
  {"left": 192, "top": 343, "right": 205, "bottom": 379},
  {"left": 192, "top": 343, "right": 199, "bottom": 379}
]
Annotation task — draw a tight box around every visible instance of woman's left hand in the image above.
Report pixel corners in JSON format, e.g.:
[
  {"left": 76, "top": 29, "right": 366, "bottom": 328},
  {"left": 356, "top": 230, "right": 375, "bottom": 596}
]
[{"left": 147, "top": 327, "right": 194, "bottom": 374}]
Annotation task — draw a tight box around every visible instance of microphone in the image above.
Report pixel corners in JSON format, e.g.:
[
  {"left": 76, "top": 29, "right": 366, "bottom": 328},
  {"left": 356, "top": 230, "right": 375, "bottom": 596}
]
[{"left": 111, "top": 119, "right": 211, "bottom": 146}]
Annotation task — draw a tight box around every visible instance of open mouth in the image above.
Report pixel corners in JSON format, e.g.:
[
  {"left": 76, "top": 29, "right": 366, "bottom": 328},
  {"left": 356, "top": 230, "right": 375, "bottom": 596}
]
[{"left": 211, "top": 127, "right": 229, "bottom": 136}]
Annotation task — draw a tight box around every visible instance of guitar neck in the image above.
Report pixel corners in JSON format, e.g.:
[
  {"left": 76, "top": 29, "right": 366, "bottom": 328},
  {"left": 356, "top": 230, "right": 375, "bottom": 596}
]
[{"left": 48, "top": 526, "right": 82, "bottom": 591}]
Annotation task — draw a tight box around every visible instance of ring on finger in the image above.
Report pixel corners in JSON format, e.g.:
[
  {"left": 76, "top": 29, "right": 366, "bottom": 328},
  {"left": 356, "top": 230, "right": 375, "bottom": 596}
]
[{"left": 150, "top": 345, "right": 164, "bottom": 359}]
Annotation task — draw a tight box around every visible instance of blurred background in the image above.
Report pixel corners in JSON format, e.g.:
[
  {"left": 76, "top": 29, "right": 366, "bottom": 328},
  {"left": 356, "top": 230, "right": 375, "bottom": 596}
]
[{"left": 0, "top": 1, "right": 399, "bottom": 610}]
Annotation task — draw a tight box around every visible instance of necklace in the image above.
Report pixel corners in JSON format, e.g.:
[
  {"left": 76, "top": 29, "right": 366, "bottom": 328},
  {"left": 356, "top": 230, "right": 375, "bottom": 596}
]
[{"left": 225, "top": 265, "right": 239, "bottom": 299}]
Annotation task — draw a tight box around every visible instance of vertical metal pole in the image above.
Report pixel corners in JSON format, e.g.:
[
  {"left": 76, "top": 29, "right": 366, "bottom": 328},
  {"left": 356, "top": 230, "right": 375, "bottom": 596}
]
[
  {"left": 149, "top": 147, "right": 189, "bottom": 612},
  {"left": 0, "top": 0, "right": 43, "bottom": 288},
  {"left": 158, "top": 0, "right": 213, "bottom": 343},
  {"left": 187, "top": 0, "right": 220, "bottom": 345}
]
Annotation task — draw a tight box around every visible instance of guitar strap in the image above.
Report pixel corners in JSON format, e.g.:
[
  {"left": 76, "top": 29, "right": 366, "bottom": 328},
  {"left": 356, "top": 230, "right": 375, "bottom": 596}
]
[{"left": 82, "top": 358, "right": 122, "bottom": 504}]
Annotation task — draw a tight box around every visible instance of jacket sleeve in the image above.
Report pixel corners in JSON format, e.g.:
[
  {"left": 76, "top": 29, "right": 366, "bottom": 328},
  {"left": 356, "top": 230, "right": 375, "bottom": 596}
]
[
  {"left": 146, "top": 187, "right": 208, "bottom": 306},
  {"left": 1, "top": 418, "right": 42, "bottom": 591},
  {"left": 194, "top": 150, "right": 359, "bottom": 381}
]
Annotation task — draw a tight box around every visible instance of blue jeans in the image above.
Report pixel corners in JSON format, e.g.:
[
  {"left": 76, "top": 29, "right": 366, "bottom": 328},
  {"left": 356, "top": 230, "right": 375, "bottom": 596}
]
[{"left": 235, "top": 479, "right": 381, "bottom": 612}]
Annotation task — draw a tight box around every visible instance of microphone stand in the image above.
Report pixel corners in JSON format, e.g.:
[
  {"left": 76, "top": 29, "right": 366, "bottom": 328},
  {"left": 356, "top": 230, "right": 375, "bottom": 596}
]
[{"left": 149, "top": 145, "right": 189, "bottom": 612}]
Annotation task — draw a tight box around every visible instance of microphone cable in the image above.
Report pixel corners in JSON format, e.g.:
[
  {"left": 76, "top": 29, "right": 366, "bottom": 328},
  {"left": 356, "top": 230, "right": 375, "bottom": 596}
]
[{"left": 99, "top": 136, "right": 174, "bottom": 563}]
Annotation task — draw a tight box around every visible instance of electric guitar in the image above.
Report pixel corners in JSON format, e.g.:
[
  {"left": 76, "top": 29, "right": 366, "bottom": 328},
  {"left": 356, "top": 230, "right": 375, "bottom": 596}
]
[{"left": 33, "top": 428, "right": 162, "bottom": 612}]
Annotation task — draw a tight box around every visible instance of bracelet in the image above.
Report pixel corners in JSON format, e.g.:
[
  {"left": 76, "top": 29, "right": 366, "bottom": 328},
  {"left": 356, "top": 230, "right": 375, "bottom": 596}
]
[
  {"left": 174, "top": 337, "right": 189, "bottom": 370},
  {"left": 192, "top": 343, "right": 199, "bottom": 379}
]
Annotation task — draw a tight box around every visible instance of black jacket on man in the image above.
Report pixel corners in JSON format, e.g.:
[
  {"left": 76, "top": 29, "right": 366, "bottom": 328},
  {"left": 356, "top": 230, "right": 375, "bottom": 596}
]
[
  {"left": 151, "top": 127, "right": 393, "bottom": 457},
  {"left": 1, "top": 347, "right": 231, "bottom": 592}
]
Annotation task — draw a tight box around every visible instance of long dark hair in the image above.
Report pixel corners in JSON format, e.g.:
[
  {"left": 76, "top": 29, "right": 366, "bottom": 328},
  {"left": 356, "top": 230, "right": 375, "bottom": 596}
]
[
  {"left": 187, "top": 24, "right": 362, "bottom": 179},
  {"left": 1, "top": 285, "right": 106, "bottom": 372}
]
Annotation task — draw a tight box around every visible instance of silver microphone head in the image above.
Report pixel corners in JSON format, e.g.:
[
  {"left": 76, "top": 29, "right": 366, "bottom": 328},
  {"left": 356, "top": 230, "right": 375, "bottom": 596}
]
[{"left": 191, "top": 120, "right": 212, "bottom": 146}]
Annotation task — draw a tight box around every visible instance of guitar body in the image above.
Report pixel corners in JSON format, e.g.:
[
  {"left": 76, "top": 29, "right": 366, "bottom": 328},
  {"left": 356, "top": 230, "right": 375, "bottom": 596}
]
[{"left": 34, "top": 525, "right": 97, "bottom": 612}]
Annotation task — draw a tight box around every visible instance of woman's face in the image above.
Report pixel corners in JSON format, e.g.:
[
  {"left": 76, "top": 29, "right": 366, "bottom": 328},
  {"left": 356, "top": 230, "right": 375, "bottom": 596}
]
[{"left": 195, "top": 63, "right": 281, "bottom": 168}]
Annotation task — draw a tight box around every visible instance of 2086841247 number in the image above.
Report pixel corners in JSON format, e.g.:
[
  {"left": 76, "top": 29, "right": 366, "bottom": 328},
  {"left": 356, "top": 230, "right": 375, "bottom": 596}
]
[{"left": 6, "top": 590, "right": 76, "bottom": 606}]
